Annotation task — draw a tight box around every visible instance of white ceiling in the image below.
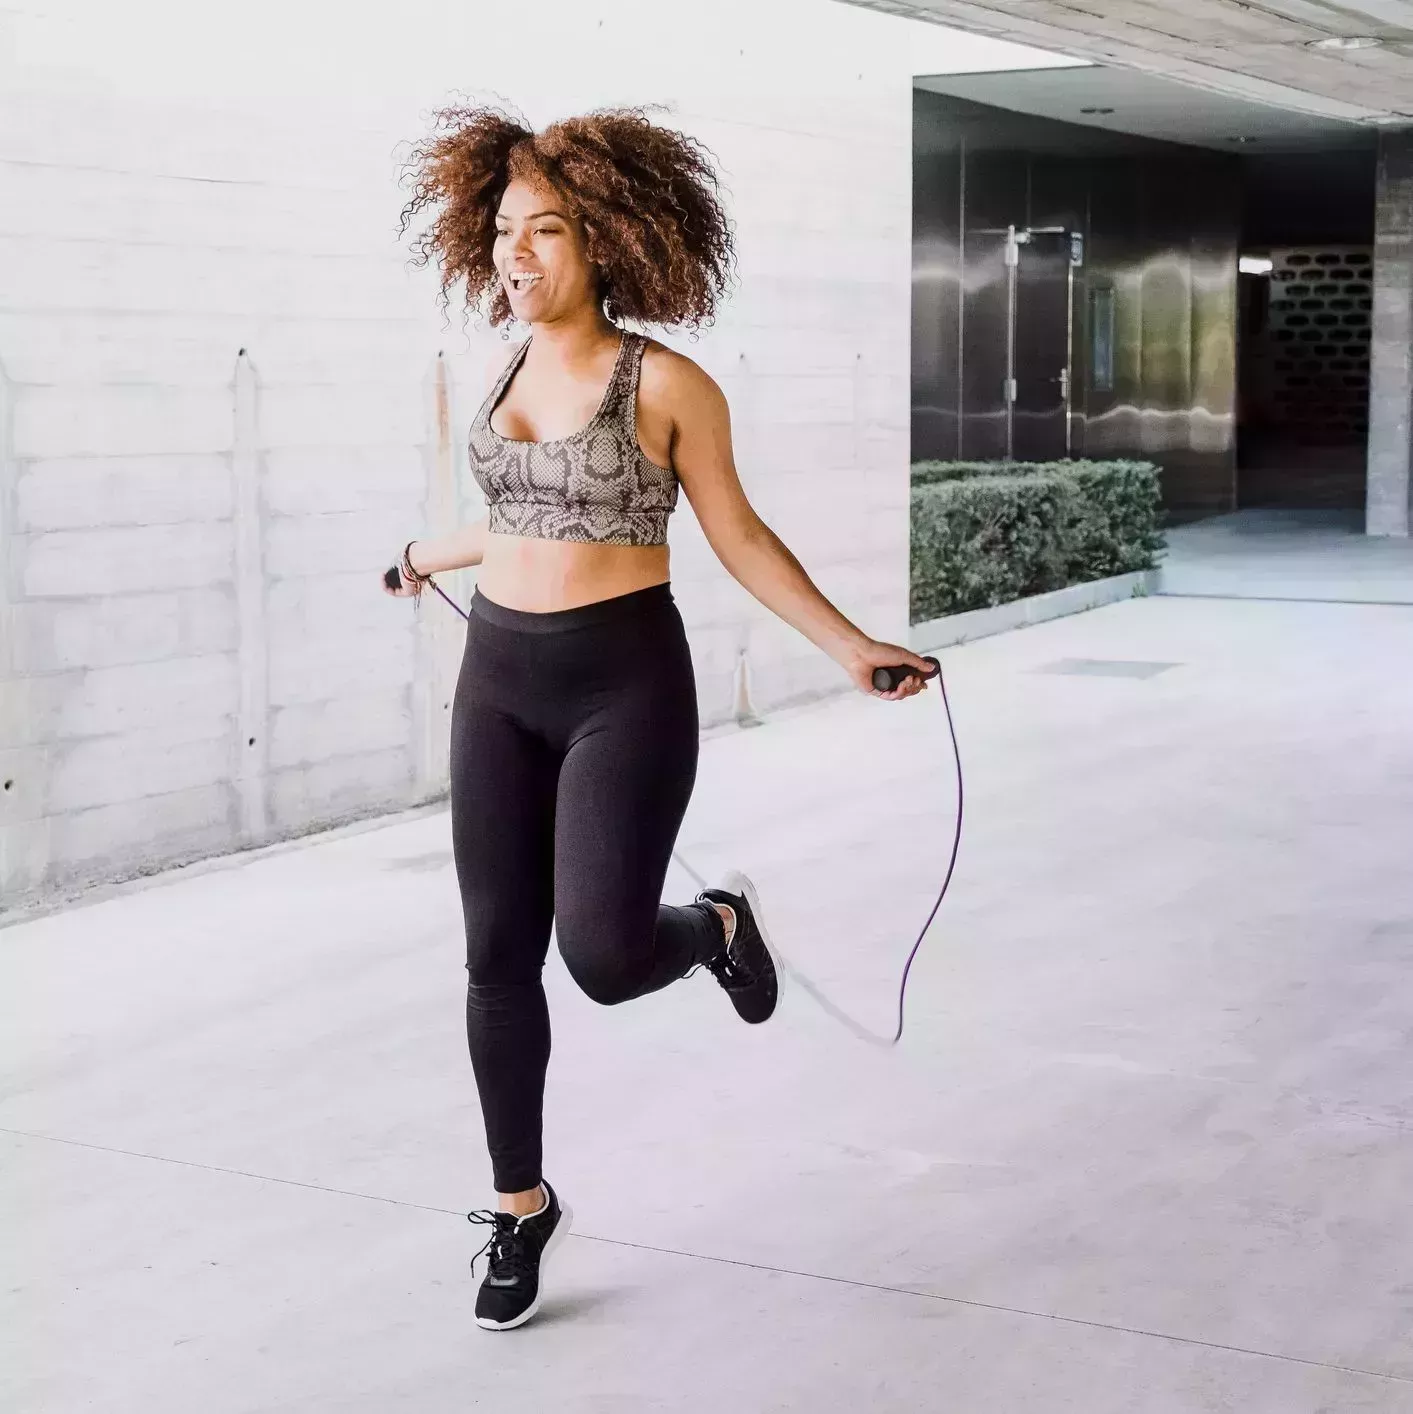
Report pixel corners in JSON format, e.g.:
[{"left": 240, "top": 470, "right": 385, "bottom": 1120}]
[
  {"left": 843, "top": 0, "right": 1413, "bottom": 125},
  {"left": 915, "top": 64, "right": 1379, "bottom": 151}
]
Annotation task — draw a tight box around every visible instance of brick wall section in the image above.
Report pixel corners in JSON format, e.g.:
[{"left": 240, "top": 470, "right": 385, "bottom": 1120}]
[{"left": 0, "top": 0, "right": 1048, "bottom": 909}]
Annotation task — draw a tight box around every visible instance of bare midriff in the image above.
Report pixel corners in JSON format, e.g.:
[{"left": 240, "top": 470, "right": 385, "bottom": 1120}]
[{"left": 475, "top": 535, "right": 671, "bottom": 613}]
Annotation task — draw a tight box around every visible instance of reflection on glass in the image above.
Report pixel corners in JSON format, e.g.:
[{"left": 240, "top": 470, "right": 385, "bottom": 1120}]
[{"left": 1090, "top": 284, "right": 1116, "bottom": 394}]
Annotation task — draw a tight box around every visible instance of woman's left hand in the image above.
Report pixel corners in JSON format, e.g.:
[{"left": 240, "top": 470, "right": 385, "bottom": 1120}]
[{"left": 842, "top": 640, "right": 937, "bottom": 700}]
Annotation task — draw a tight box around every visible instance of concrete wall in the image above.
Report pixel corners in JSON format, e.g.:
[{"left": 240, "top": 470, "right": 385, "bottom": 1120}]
[
  {"left": 1368, "top": 128, "right": 1413, "bottom": 538},
  {"left": 0, "top": 0, "right": 1054, "bottom": 910}
]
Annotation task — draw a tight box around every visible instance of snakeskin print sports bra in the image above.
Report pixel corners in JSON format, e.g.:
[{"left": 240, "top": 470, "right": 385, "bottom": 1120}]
[{"left": 468, "top": 330, "right": 678, "bottom": 547}]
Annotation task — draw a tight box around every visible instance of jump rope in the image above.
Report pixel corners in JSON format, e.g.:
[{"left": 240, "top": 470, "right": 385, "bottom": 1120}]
[{"left": 387, "top": 563, "right": 964, "bottom": 1048}]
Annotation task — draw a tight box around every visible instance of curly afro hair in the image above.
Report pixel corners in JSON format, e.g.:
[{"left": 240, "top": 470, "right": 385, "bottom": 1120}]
[{"left": 398, "top": 101, "right": 735, "bottom": 331}]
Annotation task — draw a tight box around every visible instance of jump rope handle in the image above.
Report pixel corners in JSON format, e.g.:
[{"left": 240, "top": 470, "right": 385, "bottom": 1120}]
[{"left": 872, "top": 656, "right": 941, "bottom": 693}]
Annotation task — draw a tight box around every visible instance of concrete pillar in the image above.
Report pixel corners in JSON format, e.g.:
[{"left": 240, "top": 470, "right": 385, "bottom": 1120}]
[
  {"left": 0, "top": 357, "right": 14, "bottom": 683},
  {"left": 1368, "top": 129, "right": 1413, "bottom": 537},
  {"left": 0, "top": 359, "right": 23, "bottom": 902},
  {"left": 233, "top": 349, "right": 270, "bottom": 843},
  {"left": 411, "top": 352, "right": 460, "bottom": 797}
]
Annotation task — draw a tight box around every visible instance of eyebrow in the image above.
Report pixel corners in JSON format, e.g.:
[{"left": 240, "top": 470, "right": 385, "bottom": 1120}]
[{"left": 495, "top": 210, "right": 567, "bottom": 223}]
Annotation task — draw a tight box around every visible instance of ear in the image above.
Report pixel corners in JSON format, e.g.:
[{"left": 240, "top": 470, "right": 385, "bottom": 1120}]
[{"left": 596, "top": 267, "right": 617, "bottom": 321}]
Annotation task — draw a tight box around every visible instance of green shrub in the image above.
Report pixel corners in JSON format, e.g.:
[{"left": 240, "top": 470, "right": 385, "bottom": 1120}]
[
  {"left": 912, "top": 460, "right": 1041, "bottom": 486},
  {"left": 909, "top": 459, "right": 1164, "bottom": 624}
]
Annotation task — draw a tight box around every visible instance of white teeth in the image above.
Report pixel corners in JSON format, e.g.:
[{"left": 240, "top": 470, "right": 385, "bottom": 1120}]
[{"left": 509, "top": 272, "right": 542, "bottom": 288}]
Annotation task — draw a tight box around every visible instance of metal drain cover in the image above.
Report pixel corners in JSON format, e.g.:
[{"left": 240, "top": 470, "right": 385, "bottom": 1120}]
[{"left": 1038, "top": 658, "right": 1179, "bottom": 679}]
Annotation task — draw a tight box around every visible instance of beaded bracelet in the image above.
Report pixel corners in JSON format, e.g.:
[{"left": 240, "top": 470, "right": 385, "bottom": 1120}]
[{"left": 400, "top": 540, "right": 431, "bottom": 592}]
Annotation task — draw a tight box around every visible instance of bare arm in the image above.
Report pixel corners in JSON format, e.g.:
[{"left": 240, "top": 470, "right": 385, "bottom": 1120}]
[
  {"left": 406, "top": 518, "right": 489, "bottom": 576},
  {"left": 381, "top": 516, "right": 488, "bottom": 599},
  {"left": 659, "top": 354, "right": 933, "bottom": 699},
  {"left": 383, "top": 345, "right": 513, "bottom": 596}
]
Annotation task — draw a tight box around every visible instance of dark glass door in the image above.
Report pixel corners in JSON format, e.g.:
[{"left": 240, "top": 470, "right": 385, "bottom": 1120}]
[{"left": 1013, "top": 230, "right": 1072, "bottom": 461}]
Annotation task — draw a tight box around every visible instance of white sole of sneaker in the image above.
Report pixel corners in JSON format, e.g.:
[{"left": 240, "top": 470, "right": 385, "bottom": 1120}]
[
  {"left": 474, "top": 1201, "right": 575, "bottom": 1332},
  {"left": 720, "top": 869, "right": 786, "bottom": 1015}
]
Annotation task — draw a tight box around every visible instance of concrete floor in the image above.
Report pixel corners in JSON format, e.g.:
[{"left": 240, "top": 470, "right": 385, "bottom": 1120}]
[
  {"left": 6, "top": 589, "right": 1413, "bottom": 1412},
  {"left": 1160, "top": 509, "right": 1413, "bottom": 605}
]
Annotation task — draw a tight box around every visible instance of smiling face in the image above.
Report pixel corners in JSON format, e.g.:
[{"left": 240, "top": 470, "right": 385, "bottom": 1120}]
[{"left": 493, "top": 178, "right": 600, "bottom": 325}]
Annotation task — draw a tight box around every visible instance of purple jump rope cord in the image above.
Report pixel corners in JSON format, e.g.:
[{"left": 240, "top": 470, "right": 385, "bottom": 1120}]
[{"left": 414, "top": 572, "right": 964, "bottom": 1050}]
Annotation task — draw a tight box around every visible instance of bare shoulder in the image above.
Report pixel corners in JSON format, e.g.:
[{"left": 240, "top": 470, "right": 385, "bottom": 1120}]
[
  {"left": 481, "top": 338, "right": 526, "bottom": 397},
  {"left": 639, "top": 338, "right": 727, "bottom": 418}
]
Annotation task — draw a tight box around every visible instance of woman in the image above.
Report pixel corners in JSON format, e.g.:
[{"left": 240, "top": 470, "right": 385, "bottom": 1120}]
[{"left": 386, "top": 103, "right": 933, "bottom": 1331}]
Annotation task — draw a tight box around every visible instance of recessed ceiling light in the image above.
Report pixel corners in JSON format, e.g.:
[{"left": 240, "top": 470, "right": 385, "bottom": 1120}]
[
  {"left": 1080, "top": 106, "right": 1115, "bottom": 115},
  {"left": 1308, "top": 35, "right": 1383, "bottom": 50}
]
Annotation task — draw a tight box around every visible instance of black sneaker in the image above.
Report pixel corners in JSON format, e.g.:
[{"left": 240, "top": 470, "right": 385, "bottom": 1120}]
[
  {"left": 697, "top": 870, "right": 783, "bottom": 1025},
  {"left": 466, "top": 1181, "right": 572, "bottom": 1331}
]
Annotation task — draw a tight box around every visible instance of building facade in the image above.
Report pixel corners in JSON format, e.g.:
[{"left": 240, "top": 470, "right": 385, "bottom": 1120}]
[{"left": 0, "top": 0, "right": 1069, "bottom": 910}]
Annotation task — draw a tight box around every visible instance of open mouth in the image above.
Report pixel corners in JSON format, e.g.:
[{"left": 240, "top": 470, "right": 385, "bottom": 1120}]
[{"left": 506, "top": 270, "right": 544, "bottom": 293}]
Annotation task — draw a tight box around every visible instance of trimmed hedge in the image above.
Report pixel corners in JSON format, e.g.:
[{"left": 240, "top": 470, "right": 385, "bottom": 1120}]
[{"left": 910, "top": 459, "right": 1164, "bottom": 624}]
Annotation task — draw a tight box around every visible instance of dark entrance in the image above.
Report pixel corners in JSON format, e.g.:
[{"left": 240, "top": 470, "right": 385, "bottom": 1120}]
[
  {"left": 1236, "top": 149, "right": 1378, "bottom": 510},
  {"left": 1012, "top": 228, "right": 1074, "bottom": 461}
]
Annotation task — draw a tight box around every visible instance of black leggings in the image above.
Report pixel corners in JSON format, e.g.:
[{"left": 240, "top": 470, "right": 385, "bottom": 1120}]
[{"left": 450, "top": 582, "right": 725, "bottom": 1194}]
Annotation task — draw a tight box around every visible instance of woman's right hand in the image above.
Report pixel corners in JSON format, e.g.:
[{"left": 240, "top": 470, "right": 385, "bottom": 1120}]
[{"left": 381, "top": 553, "right": 420, "bottom": 599}]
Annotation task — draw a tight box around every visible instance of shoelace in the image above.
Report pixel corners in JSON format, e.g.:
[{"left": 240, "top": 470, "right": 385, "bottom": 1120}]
[
  {"left": 684, "top": 894, "right": 758, "bottom": 990},
  {"left": 703, "top": 939, "right": 759, "bottom": 991},
  {"left": 467, "top": 1210, "right": 531, "bottom": 1281}
]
